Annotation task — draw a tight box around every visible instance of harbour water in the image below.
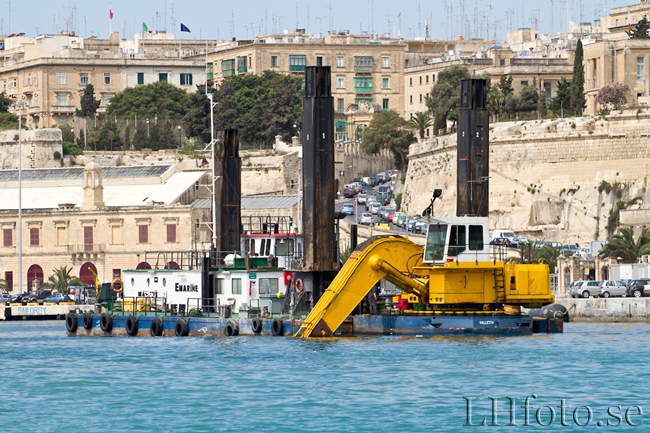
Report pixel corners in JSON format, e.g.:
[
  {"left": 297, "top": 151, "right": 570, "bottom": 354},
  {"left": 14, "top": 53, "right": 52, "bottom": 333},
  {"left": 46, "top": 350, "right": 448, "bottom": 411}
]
[{"left": 0, "top": 321, "right": 646, "bottom": 432}]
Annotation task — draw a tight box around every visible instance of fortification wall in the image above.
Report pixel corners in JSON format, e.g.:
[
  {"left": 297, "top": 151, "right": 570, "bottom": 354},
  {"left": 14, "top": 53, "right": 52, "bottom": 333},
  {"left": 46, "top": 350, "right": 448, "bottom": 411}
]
[
  {"left": 403, "top": 109, "right": 650, "bottom": 245},
  {"left": 0, "top": 129, "right": 64, "bottom": 169}
]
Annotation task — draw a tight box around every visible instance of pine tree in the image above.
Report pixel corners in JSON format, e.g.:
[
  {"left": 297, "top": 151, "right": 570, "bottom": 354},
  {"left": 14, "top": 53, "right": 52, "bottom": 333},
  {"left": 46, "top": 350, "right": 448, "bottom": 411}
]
[
  {"left": 627, "top": 16, "right": 650, "bottom": 39},
  {"left": 549, "top": 77, "right": 571, "bottom": 113},
  {"left": 570, "top": 40, "right": 586, "bottom": 115},
  {"left": 75, "top": 84, "right": 101, "bottom": 117}
]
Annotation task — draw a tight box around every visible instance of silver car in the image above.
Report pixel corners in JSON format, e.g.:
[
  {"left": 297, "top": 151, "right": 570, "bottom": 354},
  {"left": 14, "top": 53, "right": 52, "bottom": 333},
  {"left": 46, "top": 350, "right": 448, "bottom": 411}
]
[
  {"left": 574, "top": 281, "right": 601, "bottom": 298},
  {"left": 358, "top": 212, "right": 373, "bottom": 225},
  {"left": 599, "top": 280, "right": 628, "bottom": 298}
]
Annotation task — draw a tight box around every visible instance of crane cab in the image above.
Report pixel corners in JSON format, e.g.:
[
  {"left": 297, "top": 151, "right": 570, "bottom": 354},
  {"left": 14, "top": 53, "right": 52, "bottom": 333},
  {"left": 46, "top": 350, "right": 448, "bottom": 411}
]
[{"left": 423, "top": 216, "right": 490, "bottom": 264}]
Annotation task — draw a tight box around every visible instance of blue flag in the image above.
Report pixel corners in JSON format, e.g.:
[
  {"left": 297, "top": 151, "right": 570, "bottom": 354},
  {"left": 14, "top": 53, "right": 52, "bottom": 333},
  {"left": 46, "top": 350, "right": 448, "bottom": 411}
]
[{"left": 180, "top": 23, "right": 191, "bottom": 33}]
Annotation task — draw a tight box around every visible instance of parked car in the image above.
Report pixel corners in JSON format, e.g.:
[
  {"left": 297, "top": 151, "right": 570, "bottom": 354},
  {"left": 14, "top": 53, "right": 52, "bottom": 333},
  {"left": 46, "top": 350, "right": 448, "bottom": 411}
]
[
  {"left": 561, "top": 244, "right": 579, "bottom": 255},
  {"left": 627, "top": 279, "right": 650, "bottom": 298},
  {"left": 356, "top": 193, "right": 367, "bottom": 205},
  {"left": 341, "top": 203, "right": 355, "bottom": 215},
  {"left": 24, "top": 289, "right": 52, "bottom": 304},
  {"left": 343, "top": 188, "right": 357, "bottom": 198},
  {"left": 43, "top": 293, "right": 73, "bottom": 304},
  {"left": 406, "top": 218, "right": 417, "bottom": 232},
  {"left": 568, "top": 280, "right": 585, "bottom": 297},
  {"left": 544, "top": 241, "right": 563, "bottom": 249},
  {"left": 369, "top": 202, "right": 381, "bottom": 215},
  {"left": 387, "top": 210, "right": 396, "bottom": 222},
  {"left": 574, "top": 281, "right": 602, "bottom": 298},
  {"left": 491, "top": 230, "right": 518, "bottom": 242},
  {"left": 598, "top": 280, "right": 629, "bottom": 298},
  {"left": 358, "top": 212, "right": 373, "bottom": 225},
  {"left": 0, "top": 293, "right": 13, "bottom": 304},
  {"left": 490, "top": 237, "right": 518, "bottom": 248}
]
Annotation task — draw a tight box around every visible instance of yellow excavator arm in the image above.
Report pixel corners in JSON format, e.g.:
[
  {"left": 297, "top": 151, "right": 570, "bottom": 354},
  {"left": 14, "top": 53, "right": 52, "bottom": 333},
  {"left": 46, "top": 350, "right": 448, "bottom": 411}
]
[{"left": 295, "top": 236, "right": 427, "bottom": 338}]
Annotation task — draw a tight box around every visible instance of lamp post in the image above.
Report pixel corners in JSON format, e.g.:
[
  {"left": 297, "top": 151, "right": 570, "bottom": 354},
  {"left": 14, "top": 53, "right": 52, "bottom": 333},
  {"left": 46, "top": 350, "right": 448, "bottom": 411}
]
[
  {"left": 146, "top": 118, "right": 150, "bottom": 138},
  {"left": 177, "top": 125, "right": 182, "bottom": 148},
  {"left": 16, "top": 100, "right": 25, "bottom": 294}
]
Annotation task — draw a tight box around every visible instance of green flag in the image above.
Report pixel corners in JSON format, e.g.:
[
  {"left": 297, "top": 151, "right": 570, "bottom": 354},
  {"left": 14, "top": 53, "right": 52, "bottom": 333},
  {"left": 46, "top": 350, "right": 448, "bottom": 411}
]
[{"left": 143, "top": 22, "right": 148, "bottom": 32}]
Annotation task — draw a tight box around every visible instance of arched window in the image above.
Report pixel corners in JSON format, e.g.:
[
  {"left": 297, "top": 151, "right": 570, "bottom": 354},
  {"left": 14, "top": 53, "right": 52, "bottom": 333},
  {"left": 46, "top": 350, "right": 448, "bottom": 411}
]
[
  {"left": 136, "top": 262, "right": 152, "bottom": 270},
  {"left": 79, "top": 262, "right": 98, "bottom": 286},
  {"left": 27, "top": 264, "right": 44, "bottom": 292}
]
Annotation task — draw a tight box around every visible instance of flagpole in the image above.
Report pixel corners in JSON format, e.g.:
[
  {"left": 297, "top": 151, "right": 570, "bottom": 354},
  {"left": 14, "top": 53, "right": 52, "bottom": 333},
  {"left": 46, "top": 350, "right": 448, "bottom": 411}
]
[{"left": 109, "top": 2, "right": 112, "bottom": 35}]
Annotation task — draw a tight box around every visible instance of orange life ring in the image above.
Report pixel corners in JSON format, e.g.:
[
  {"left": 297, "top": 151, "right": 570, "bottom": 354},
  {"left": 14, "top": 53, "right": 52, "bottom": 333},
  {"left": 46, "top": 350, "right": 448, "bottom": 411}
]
[
  {"left": 111, "top": 278, "right": 123, "bottom": 293},
  {"left": 294, "top": 278, "right": 304, "bottom": 294}
]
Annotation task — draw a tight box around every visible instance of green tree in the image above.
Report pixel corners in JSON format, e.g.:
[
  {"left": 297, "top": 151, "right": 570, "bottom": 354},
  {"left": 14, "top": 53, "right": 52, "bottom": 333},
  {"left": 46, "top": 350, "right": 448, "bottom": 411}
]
[
  {"left": 132, "top": 125, "right": 149, "bottom": 150},
  {"left": 361, "top": 110, "right": 416, "bottom": 171},
  {"left": 0, "top": 278, "right": 9, "bottom": 292},
  {"left": 40, "top": 266, "right": 85, "bottom": 292},
  {"left": 497, "top": 75, "right": 514, "bottom": 98},
  {"left": 548, "top": 77, "right": 571, "bottom": 112},
  {"left": 570, "top": 40, "right": 586, "bottom": 114},
  {"left": 0, "top": 91, "right": 14, "bottom": 112},
  {"left": 75, "top": 84, "right": 101, "bottom": 117},
  {"left": 212, "top": 70, "right": 303, "bottom": 146},
  {"left": 531, "top": 243, "right": 562, "bottom": 271},
  {"left": 0, "top": 112, "right": 19, "bottom": 130},
  {"left": 425, "top": 65, "right": 471, "bottom": 135},
  {"left": 595, "top": 81, "right": 629, "bottom": 109},
  {"left": 409, "top": 112, "right": 433, "bottom": 139},
  {"left": 537, "top": 91, "right": 548, "bottom": 117},
  {"left": 599, "top": 227, "right": 650, "bottom": 263},
  {"left": 107, "top": 81, "right": 190, "bottom": 117},
  {"left": 627, "top": 16, "right": 650, "bottom": 39},
  {"left": 182, "top": 89, "right": 210, "bottom": 142}
]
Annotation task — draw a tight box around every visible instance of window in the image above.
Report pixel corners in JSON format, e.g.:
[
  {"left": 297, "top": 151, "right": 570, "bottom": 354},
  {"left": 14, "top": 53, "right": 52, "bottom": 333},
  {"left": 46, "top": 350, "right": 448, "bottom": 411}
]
[
  {"left": 33, "top": 73, "right": 38, "bottom": 86},
  {"left": 426, "top": 75, "right": 429, "bottom": 84},
  {"left": 101, "top": 96, "right": 110, "bottom": 107},
  {"left": 405, "top": 59, "right": 409, "bottom": 67},
  {"left": 275, "top": 239, "right": 295, "bottom": 256},
  {"left": 216, "top": 278, "right": 225, "bottom": 294},
  {"left": 3, "top": 228, "right": 11, "bottom": 247},
  {"left": 337, "top": 56, "right": 344, "bottom": 67},
  {"left": 337, "top": 98, "right": 344, "bottom": 113},
  {"left": 354, "top": 56, "right": 373, "bottom": 72},
  {"left": 57, "top": 95, "right": 67, "bottom": 106},
  {"left": 419, "top": 76, "right": 422, "bottom": 84},
  {"left": 34, "top": 94, "right": 38, "bottom": 106},
  {"left": 468, "top": 225, "right": 483, "bottom": 251},
  {"left": 137, "top": 72, "right": 144, "bottom": 85},
  {"left": 232, "top": 278, "right": 242, "bottom": 295},
  {"left": 432, "top": 74, "right": 435, "bottom": 82},
  {"left": 180, "top": 73, "right": 193, "bottom": 85},
  {"left": 30, "top": 227, "right": 39, "bottom": 246},
  {"left": 409, "top": 77, "right": 412, "bottom": 86},
  {"left": 138, "top": 225, "right": 148, "bottom": 243},
  {"left": 337, "top": 78, "right": 345, "bottom": 89},
  {"left": 353, "top": 77, "right": 373, "bottom": 93},
  {"left": 56, "top": 226, "right": 67, "bottom": 245},
  {"left": 58, "top": 72, "right": 66, "bottom": 84},
  {"left": 222, "top": 59, "right": 236, "bottom": 76},
  {"left": 382, "top": 99, "right": 389, "bottom": 111},
  {"left": 4, "top": 271, "right": 12, "bottom": 291},
  {"left": 447, "top": 225, "right": 467, "bottom": 257},
  {"left": 237, "top": 56, "right": 248, "bottom": 73},
  {"left": 382, "top": 78, "right": 389, "bottom": 89},
  {"left": 259, "top": 278, "right": 279, "bottom": 295},
  {"left": 317, "top": 56, "right": 323, "bottom": 66},
  {"left": 500, "top": 58, "right": 506, "bottom": 66},
  {"left": 84, "top": 226, "right": 93, "bottom": 251},
  {"left": 637, "top": 57, "right": 645, "bottom": 80},
  {"left": 111, "top": 225, "right": 122, "bottom": 244},
  {"left": 167, "top": 224, "right": 177, "bottom": 243},
  {"left": 382, "top": 56, "right": 389, "bottom": 68},
  {"left": 271, "top": 55, "right": 278, "bottom": 67},
  {"left": 424, "top": 224, "right": 447, "bottom": 261},
  {"left": 419, "top": 94, "right": 423, "bottom": 102},
  {"left": 426, "top": 128, "right": 430, "bottom": 137},
  {"left": 289, "top": 54, "right": 307, "bottom": 72},
  {"left": 521, "top": 80, "right": 528, "bottom": 87},
  {"left": 158, "top": 73, "right": 168, "bottom": 82},
  {"left": 80, "top": 72, "right": 89, "bottom": 85},
  {"left": 410, "top": 95, "right": 413, "bottom": 104},
  {"left": 104, "top": 72, "right": 111, "bottom": 85}
]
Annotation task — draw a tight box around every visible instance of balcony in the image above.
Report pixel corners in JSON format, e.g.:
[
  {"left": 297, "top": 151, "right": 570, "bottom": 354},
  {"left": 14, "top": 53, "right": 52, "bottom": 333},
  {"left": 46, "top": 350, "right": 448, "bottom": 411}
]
[
  {"left": 354, "top": 56, "right": 373, "bottom": 73},
  {"left": 28, "top": 106, "right": 40, "bottom": 115},
  {"left": 68, "top": 243, "right": 105, "bottom": 263},
  {"left": 354, "top": 85, "right": 373, "bottom": 94},
  {"left": 52, "top": 105, "right": 75, "bottom": 114}
]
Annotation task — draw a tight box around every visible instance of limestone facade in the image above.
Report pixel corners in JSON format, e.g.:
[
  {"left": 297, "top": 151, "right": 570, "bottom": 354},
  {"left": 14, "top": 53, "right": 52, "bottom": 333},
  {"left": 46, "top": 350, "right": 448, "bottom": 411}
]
[{"left": 402, "top": 108, "right": 650, "bottom": 246}]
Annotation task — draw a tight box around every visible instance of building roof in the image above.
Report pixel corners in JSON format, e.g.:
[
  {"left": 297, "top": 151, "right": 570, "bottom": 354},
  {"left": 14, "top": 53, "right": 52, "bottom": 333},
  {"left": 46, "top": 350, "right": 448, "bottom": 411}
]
[
  {"left": 0, "top": 165, "right": 204, "bottom": 210},
  {"left": 192, "top": 195, "right": 300, "bottom": 210}
]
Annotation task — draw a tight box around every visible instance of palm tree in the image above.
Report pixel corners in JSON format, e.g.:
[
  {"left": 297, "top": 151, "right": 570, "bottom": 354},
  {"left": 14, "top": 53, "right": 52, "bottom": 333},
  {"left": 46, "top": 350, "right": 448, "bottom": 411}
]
[
  {"left": 528, "top": 241, "right": 562, "bottom": 271},
  {"left": 0, "top": 278, "right": 9, "bottom": 293},
  {"left": 40, "top": 266, "right": 86, "bottom": 292},
  {"left": 409, "top": 112, "right": 433, "bottom": 139},
  {"left": 599, "top": 227, "right": 650, "bottom": 263}
]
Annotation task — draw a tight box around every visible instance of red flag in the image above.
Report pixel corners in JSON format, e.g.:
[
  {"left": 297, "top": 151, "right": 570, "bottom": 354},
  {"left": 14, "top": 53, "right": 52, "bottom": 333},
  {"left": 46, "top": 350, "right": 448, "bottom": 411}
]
[{"left": 110, "top": 9, "right": 113, "bottom": 20}]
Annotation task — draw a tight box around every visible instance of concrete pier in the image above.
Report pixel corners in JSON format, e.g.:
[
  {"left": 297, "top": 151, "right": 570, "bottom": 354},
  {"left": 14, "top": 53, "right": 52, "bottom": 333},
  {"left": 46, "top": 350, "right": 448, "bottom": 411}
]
[{"left": 554, "top": 296, "right": 650, "bottom": 322}]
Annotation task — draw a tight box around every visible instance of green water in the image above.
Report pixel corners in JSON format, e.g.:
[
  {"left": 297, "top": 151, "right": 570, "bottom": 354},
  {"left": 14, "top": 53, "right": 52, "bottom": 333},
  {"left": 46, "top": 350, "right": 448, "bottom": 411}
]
[{"left": 0, "top": 321, "right": 646, "bottom": 432}]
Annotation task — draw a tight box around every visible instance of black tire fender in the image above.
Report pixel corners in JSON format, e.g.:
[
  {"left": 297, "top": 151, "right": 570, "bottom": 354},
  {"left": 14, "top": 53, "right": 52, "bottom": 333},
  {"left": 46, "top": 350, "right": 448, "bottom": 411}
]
[
  {"left": 251, "top": 317, "right": 263, "bottom": 334},
  {"left": 150, "top": 317, "right": 163, "bottom": 337},
  {"left": 65, "top": 312, "right": 78, "bottom": 333},
  {"left": 100, "top": 312, "right": 113, "bottom": 333},
  {"left": 82, "top": 313, "right": 94, "bottom": 330},
  {"left": 175, "top": 318, "right": 189, "bottom": 337},
  {"left": 125, "top": 315, "right": 139, "bottom": 336},
  {"left": 224, "top": 319, "right": 239, "bottom": 337},
  {"left": 271, "top": 318, "right": 284, "bottom": 336}
]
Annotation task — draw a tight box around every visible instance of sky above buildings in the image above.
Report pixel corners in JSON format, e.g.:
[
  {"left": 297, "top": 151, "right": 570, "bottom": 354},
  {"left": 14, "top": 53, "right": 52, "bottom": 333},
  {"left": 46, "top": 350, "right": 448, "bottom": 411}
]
[{"left": 3, "top": 0, "right": 629, "bottom": 43}]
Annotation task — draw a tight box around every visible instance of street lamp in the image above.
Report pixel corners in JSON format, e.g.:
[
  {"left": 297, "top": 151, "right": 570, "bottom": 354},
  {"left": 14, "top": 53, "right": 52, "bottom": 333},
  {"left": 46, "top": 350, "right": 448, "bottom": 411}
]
[
  {"left": 15, "top": 100, "right": 25, "bottom": 293},
  {"left": 177, "top": 125, "right": 182, "bottom": 148},
  {"left": 146, "top": 118, "right": 150, "bottom": 138}
]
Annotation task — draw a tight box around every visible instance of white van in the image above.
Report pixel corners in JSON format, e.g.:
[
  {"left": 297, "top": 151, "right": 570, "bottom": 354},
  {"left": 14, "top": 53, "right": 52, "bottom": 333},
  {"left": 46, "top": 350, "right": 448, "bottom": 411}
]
[{"left": 491, "top": 230, "right": 517, "bottom": 241}]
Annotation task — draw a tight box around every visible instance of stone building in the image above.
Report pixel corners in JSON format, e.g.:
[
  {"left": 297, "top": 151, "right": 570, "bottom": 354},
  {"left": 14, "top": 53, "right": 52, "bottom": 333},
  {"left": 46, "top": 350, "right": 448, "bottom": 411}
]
[{"left": 0, "top": 162, "right": 210, "bottom": 292}]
